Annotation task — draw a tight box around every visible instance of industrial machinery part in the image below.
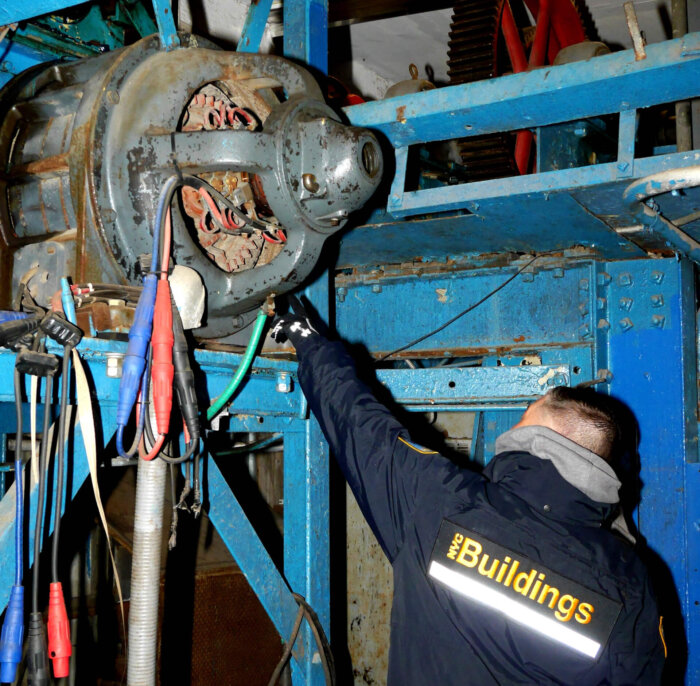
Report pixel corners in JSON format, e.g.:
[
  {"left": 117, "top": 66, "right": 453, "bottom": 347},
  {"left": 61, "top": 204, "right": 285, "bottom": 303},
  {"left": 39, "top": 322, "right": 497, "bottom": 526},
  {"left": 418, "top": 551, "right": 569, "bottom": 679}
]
[
  {"left": 0, "top": 34, "right": 383, "bottom": 337},
  {"left": 447, "top": 0, "right": 588, "bottom": 178}
]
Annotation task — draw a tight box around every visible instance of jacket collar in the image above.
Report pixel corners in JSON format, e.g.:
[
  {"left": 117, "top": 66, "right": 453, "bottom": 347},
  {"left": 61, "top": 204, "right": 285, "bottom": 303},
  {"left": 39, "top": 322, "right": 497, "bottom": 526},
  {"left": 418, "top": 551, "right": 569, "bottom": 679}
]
[{"left": 484, "top": 426, "right": 634, "bottom": 543}]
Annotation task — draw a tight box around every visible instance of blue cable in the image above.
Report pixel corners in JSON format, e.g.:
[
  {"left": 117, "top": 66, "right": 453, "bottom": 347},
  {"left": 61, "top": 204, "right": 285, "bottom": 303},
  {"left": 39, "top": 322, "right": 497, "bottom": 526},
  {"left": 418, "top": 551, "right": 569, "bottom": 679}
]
[{"left": 0, "top": 370, "right": 25, "bottom": 682}]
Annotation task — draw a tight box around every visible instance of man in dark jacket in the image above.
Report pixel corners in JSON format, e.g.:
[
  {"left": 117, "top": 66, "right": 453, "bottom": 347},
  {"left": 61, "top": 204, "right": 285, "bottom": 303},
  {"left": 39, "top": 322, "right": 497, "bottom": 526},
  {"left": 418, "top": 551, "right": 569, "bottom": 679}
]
[{"left": 271, "top": 310, "right": 666, "bottom": 685}]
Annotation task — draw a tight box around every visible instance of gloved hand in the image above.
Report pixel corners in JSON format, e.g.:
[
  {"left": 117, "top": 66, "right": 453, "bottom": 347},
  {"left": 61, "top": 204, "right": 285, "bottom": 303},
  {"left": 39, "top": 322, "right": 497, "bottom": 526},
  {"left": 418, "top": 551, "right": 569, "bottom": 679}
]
[{"left": 270, "top": 295, "right": 321, "bottom": 351}]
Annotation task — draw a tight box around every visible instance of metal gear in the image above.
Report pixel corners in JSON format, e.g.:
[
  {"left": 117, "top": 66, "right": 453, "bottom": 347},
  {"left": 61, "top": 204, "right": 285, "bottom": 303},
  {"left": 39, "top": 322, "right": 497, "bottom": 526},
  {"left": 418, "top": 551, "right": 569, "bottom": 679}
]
[{"left": 448, "top": 0, "right": 588, "bottom": 180}]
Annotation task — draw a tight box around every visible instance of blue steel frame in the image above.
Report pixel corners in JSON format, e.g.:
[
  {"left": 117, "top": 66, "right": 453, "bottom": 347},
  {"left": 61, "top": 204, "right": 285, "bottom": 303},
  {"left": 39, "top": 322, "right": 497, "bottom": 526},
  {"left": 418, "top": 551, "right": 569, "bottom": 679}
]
[
  {"left": 334, "top": 256, "right": 700, "bottom": 680},
  {"left": 2, "top": 0, "right": 700, "bottom": 683}
]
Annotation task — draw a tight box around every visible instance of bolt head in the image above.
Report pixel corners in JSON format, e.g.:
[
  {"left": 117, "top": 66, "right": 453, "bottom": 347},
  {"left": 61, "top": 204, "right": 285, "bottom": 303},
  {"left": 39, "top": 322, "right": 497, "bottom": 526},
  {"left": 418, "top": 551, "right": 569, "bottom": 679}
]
[
  {"left": 390, "top": 194, "right": 401, "bottom": 205},
  {"left": 651, "top": 294, "right": 664, "bottom": 307},
  {"left": 650, "top": 270, "right": 665, "bottom": 284},
  {"left": 579, "top": 278, "right": 589, "bottom": 292},
  {"left": 617, "top": 272, "right": 633, "bottom": 287},
  {"left": 371, "top": 284, "right": 382, "bottom": 293},
  {"left": 618, "top": 297, "right": 633, "bottom": 311},
  {"left": 619, "top": 318, "right": 634, "bottom": 331},
  {"left": 651, "top": 315, "right": 665, "bottom": 329},
  {"left": 275, "top": 372, "right": 292, "bottom": 393},
  {"left": 552, "top": 268, "right": 564, "bottom": 278},
  {"left": 596, "top": 273, "right": 611, "bottom": 287},
  {"left": 597, "top": 318, "right": 610, "bottom": 331}
]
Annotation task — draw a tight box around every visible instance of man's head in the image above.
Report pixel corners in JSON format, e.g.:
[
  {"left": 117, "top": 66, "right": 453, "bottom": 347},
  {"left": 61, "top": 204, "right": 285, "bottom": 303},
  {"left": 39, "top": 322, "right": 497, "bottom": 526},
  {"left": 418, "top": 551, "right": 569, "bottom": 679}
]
[{"left": 513, "top": 386, "right": 622, "bottom": 461}]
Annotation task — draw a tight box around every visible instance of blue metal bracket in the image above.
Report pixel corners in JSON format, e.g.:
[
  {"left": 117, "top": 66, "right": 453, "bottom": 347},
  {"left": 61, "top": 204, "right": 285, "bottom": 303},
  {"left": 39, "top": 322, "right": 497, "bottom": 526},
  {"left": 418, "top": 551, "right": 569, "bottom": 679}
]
[
  {"left": 238, "top": 0, "right": 274, "bottom": 53},
  {"left": 376, "top": 364, "right": 569, "bottom": 407},
  {"left": 206, "top": 454, "right": 308, "bottom": 681},
  {"left": 283, "top": 0, "right": 328, "bottom": 75},
  {"left": 151, "top": 0, "right": 179, "bottom": 50},
  {"left": 1, "top": 0, "right": 81, "bottom": 25}
]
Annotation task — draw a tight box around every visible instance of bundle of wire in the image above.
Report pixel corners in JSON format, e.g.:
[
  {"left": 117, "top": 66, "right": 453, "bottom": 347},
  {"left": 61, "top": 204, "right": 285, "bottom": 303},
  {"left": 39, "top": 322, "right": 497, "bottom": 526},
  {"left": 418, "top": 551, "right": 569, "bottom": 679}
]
[{"left": 0, "top": 371, "right": 27, "bottom": 683}]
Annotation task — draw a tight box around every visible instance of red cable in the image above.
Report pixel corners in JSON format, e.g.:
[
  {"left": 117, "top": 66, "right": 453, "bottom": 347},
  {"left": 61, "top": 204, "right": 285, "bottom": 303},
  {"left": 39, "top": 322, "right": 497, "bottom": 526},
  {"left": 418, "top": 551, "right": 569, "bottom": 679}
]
[{"left": 142, "top": 434, "right": 165, "bottom": 461}]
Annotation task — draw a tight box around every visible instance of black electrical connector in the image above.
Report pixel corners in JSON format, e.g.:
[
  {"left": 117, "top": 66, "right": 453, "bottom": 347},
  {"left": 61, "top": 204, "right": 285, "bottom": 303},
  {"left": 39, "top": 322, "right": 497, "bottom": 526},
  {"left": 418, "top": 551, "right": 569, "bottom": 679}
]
[
  {"left": 0, "top": 315, "right": 42, "bottom": 350},
  {"left": 171, "top": 301, "right": 200, "bottom": 443},
  {"left": 39, "top": 312, "right": 82, "bottom": 349},
  {"left": 15, "top": 351, "right": 60, "bottom": 378},
  {"left": 25, "top": 612, "right": 50, "bottom": 686}
]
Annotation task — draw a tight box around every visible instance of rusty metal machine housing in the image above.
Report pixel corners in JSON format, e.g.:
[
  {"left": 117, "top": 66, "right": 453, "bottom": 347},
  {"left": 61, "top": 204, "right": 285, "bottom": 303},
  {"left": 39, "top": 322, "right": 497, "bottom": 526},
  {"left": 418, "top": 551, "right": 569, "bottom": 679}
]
[{"left": 0, "top": 34, "right": 383, "bottom": 336}]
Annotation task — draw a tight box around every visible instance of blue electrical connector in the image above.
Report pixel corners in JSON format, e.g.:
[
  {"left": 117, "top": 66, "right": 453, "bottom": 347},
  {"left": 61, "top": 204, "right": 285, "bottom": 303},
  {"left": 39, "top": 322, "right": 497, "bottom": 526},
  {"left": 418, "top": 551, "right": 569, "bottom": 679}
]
[
  {"left": 0, "top": 585, "right": 24, "bottom": 682},
  {"left": 116, "top": 273, "right": 158, "bottom": 457},
  {"left": 0, "top": 311, "right": 29, "bottom": 325},
  {"left": 60, "top": 277, "right": 77, "bottom": 325}
]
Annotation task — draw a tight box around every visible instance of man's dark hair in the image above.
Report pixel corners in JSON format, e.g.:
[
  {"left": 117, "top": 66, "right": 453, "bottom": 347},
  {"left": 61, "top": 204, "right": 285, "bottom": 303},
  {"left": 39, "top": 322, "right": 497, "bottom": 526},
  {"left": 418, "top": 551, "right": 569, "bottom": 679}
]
[{"left": 539, "top": 386, "right": 622, "bottom": 461}]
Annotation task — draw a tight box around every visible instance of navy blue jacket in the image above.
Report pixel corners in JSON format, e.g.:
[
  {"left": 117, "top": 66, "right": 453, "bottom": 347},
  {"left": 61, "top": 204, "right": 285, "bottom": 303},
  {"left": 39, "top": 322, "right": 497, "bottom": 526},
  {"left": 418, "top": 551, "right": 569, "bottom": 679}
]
[{"left": 297, "top": 337, "right": 665, "bottom": 685}]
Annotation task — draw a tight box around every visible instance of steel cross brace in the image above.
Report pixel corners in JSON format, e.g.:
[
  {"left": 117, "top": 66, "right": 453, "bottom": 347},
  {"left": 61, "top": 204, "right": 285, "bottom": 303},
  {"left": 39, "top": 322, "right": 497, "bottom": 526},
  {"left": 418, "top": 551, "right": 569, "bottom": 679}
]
[{"left": 345, "top": 33, "right": 700, "bottom": 221}]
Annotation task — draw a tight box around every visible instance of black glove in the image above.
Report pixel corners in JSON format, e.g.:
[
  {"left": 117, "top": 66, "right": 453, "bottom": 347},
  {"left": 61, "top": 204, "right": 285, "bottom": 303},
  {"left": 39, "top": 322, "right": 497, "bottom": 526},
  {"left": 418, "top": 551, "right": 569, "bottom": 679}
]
[{"left": 271, "top": 295, "right": 321, "bottom": 350}]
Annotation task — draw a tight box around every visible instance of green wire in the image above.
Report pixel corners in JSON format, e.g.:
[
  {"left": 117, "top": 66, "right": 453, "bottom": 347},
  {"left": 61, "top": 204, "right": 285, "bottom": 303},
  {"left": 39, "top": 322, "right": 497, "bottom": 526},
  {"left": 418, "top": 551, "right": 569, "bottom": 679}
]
[{"left": 207, "top": 309, "right": 269, "bottom": 422}]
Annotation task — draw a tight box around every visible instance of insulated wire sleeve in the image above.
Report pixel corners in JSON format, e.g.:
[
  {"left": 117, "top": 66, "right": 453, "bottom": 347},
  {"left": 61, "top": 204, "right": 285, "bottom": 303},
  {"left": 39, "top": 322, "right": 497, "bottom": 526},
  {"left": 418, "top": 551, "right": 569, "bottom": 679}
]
[
  {"left": 206, "top": 308, "right": 269, "bottom": 422},
  {"left": 51, "top": 350, "right": 70, "bottom": 582},
  {"left": 266, "top": 593, "right": 336, "bottom": 686},
  {"left": 376, "top": 254, "right": 541, "bottom": 362},
  {"left": 13, "top": 370, "right": 22, "bottom": 586},
  {"left": 266, "top": 604, "right": 304, "bottom": 686},
  {"left": 152, "top": 177, "right": 179, "bottom": 274},
  {"left": 216, "top": 433, "right": 282, "bottom": 456},
  {"left": 33, "top": 374, "right": 54, "bottom": 613}
]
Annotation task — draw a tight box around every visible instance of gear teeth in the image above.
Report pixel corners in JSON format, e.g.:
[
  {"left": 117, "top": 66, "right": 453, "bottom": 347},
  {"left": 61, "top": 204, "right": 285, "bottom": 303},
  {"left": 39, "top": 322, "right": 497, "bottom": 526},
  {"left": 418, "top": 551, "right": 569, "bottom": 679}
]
[{"left": 447, "top": 0, "right": 587, "bottom": 181}]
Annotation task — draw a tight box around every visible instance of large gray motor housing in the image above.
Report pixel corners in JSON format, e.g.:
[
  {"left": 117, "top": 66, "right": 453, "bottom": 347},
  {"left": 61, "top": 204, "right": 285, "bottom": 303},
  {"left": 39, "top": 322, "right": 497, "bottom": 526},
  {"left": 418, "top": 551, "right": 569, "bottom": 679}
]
[{"left": 0, "top": 34, "right": 383, "bottom": 336}]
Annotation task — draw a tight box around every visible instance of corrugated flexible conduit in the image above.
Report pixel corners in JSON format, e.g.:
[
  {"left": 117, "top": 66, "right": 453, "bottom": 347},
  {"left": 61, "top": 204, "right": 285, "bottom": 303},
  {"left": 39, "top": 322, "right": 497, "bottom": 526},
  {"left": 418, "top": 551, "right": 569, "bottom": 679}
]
[{"left": 127, "top": 455, "right": 167, "bottom": 686}]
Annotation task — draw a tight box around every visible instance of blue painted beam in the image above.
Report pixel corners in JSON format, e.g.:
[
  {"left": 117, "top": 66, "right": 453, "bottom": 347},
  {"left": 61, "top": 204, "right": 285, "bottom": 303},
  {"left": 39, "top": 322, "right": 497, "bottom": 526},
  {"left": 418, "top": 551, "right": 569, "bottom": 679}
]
[
  {"left": 283, "top": 0, "right": 328, "bottom": 74},
  {"left": 151, "top": 0, "right": 179, "bottom": 50},
  {"left": 601, "top": 258, "right": 699, "bottom": 681},
  {"left": 376, "top": 364, "right": 570, "bottom": 404},
  {"left": 206, "top": 454, "right": 306, "bottom": 680},
  {"left": 344, "top": 34, "right": 700, "bottom": 148},
  {"left": 238, "top": 0, "right": 274, "bottom": 53},
  {"left": 284, "top": 427, "right": 330, "bottom": 686},
  {"left": 337, "top": 151, "right": 700, "bottom": 267},
  {"left": 0, "top": 0, "right": 85, "bottom": 25}
]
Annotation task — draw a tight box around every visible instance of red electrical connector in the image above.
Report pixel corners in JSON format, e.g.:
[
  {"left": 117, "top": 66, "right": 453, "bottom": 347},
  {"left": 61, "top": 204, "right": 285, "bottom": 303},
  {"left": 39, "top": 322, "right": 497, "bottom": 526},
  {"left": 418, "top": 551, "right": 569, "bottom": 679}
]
[
  {"left": 47, "top": 582, "right": 71, "bottom": 678},
  {"left": 151, "top": 281, "right": 174, "bottom": 435}
]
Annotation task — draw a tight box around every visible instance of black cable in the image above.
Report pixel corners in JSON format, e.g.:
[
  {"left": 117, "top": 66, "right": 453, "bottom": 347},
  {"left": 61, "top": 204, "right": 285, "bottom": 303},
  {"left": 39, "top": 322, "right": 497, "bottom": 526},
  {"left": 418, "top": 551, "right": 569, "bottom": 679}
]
[
  {"left": 266, "top": 603, "right": 305, "bottom": 686},
  {"left": 266, "top": 594, "right": 335, "bottom": 686},
  {"left": 158, "top": 442, "right": 197, "bottom": 465},
  {"left": 292, "top": 593, "right": 335, "bottom": 685},
  {"left": 51, "top": 349, "right": 70, "bottom": 582},
  {"left": 376, "top": 254, "right": 541, "bottom": 362},
  {"left": 13, "top": 369, "right": 23, "bottom": 586},
  {"left": 33, "top": 374, "right": 54, "bottom": 613}
]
